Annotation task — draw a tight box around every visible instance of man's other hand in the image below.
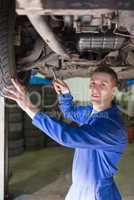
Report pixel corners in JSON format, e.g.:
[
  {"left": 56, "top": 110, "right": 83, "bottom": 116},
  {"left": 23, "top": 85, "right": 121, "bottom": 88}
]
[
  {"left": 3, "top": 79, "right": 39, "bottom": 118},
  {"left": 53, "top": 79, "right": 70, "bottom": 95}
]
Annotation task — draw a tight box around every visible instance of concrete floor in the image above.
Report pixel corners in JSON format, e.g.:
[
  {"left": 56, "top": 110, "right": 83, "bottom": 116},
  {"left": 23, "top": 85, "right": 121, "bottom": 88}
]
[{"left": 9, "top": 143, "right": 134, "bottom": 200}]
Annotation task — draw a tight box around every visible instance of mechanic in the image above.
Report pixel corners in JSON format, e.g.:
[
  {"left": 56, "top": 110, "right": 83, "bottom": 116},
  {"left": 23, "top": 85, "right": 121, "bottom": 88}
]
[{"left": 4, "top": 66, "right": 128, "bottom": 200}]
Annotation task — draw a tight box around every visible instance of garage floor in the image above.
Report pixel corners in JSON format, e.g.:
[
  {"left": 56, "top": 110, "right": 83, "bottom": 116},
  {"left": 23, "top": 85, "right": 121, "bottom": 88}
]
[{"left": 9, "top": 143, "right": 134, "bottom": 200}]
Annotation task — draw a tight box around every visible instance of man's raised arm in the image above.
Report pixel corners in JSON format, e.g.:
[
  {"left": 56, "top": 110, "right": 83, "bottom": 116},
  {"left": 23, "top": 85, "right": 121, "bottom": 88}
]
[{"left": 53, "top": 79, "right": 92, "bottom": 124}]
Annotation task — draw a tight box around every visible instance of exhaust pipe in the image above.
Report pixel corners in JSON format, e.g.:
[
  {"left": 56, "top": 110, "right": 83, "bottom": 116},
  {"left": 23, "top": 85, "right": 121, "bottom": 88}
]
[{"left": 28, "top": 15, "right": 69, "bottom": 59}]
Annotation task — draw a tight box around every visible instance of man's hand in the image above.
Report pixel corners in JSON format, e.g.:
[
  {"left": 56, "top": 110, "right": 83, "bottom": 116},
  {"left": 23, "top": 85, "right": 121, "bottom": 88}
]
[
  {"left": 3, "top": 79, "right": 39, "bottom": 119},
  {"left": 53, "top": 79, "right": 70, "bottom": 95}
]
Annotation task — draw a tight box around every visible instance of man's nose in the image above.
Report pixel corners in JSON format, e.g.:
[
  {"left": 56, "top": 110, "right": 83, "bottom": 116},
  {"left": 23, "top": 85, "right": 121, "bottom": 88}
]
[{"left": 91, "top": 84, "right": 100, "bottom": 94}]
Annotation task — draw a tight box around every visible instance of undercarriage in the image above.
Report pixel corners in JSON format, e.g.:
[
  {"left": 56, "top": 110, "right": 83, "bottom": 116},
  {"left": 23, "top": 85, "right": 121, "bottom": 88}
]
[{"left": 15, "top": 0, "right": 134, "bottom": 80}]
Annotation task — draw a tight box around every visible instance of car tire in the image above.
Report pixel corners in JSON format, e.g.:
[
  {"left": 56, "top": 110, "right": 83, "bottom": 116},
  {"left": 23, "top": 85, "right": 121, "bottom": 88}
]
[{"left": 0, "top": 0, "right": 16, "bottom": 93}]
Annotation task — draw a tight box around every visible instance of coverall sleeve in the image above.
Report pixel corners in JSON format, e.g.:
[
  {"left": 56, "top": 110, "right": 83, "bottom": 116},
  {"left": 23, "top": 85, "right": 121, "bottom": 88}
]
[
  {"left": 58, "top": 93, "right": 92, "bottom": 124},
  {"left": 32, "top": 111, "right": 128, "bottom": 152}
]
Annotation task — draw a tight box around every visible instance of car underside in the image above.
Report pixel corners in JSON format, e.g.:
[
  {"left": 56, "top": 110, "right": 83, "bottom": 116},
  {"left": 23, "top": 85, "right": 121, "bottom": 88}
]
[
  {"left": 15, "top": 0, "right": 134, "bottom": 80},
  {"left": 0, "top": 0, "right": 134, "bottom": 93}
]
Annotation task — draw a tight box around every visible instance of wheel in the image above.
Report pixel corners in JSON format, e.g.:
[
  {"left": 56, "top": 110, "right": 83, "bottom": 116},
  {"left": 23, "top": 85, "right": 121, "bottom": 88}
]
[{"left": 0, "top": 0, "right": 16, "bottom": 93}]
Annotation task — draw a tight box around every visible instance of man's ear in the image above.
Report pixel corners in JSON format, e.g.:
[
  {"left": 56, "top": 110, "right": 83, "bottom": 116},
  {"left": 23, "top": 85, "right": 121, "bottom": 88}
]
[{"left": 112, "top": 86, "right": 117, "bottom": 97}]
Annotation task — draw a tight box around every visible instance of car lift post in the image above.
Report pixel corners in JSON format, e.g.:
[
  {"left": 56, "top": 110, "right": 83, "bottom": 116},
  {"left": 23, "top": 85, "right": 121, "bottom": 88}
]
[
  {"left": 0, "top": 97, "right": 11, "bottom": 200},
  {"left": 0, "top": 97, "right": 5, "bottom": 200}
]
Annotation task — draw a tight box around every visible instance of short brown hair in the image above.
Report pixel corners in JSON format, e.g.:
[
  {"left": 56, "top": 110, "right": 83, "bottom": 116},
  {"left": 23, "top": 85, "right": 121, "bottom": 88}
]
[{"left": 91, "top": 66, "right": 118, "bottom": 86}]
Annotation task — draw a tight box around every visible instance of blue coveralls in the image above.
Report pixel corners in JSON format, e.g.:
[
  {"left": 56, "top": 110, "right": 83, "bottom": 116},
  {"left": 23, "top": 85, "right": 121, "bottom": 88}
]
[{"left": 32, "top": 93, "right": 128, "bottom": 200}]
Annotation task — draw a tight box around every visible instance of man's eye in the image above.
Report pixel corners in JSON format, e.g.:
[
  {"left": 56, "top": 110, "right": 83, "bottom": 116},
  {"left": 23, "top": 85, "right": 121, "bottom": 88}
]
[
  {"left": 102, "top": 83, "right": 106, "bottom": 87},
  {"left": 90, "top": 83, "right": 94, "bottom": 87}
]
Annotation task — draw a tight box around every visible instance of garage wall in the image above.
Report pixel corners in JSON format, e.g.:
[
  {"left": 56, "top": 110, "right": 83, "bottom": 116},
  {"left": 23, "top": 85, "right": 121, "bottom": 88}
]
[
  {"left": 116, "top": 84, "right": 134, "bottom": 116},
  {"left": 65, "top": 77, "right": 90, "bottom": 105}
]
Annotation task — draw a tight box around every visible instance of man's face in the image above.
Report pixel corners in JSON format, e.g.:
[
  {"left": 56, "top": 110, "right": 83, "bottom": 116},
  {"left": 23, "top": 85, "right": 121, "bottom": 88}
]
[{"left": 89, "top": 72, "right": 116, "bottom": 106}]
